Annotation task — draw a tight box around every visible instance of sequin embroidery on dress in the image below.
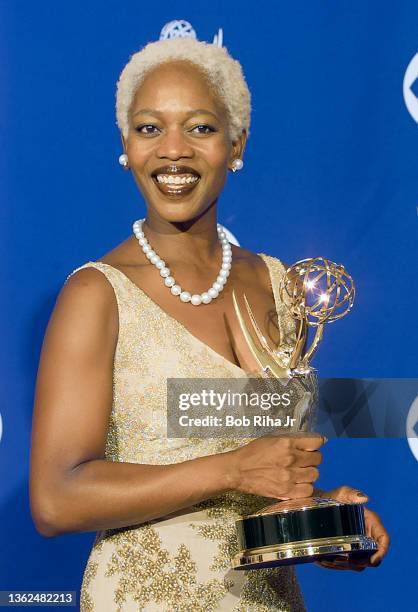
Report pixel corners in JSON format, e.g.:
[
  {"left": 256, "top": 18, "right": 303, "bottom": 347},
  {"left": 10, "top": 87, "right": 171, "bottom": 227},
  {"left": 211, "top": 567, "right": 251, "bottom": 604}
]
[{"left": 66, "top": 254, "right": 308, "bottom": 612}]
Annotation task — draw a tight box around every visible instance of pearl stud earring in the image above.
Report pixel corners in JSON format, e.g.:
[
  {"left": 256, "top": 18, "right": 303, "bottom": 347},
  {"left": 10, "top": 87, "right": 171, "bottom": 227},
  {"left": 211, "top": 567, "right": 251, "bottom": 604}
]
[
  {"left": 231, "top": 158, "right": 244, "bottom": 172},
  {"left": 119, "top": 153, "right": 129, "bottom": 168}
]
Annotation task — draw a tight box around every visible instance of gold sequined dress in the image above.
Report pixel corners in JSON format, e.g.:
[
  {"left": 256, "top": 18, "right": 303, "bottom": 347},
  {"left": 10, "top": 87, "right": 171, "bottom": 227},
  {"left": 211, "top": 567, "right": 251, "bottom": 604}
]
[{"left": 68, "top": 254, "right": 307, "bottom": 612}]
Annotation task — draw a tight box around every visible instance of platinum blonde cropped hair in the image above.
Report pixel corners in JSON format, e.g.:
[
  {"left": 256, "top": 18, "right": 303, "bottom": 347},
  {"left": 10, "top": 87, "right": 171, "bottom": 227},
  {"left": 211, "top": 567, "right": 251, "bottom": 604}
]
[{"left": 115, "top": 37, "right": 251, "bottom": 143}]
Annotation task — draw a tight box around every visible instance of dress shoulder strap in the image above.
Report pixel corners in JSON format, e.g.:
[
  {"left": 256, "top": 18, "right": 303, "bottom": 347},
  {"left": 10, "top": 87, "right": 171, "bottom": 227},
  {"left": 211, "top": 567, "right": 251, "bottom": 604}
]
[
  {"left": 66, "top": 261, "right": 121, "bottom": 284},
  {"left": 65, "top": 260, "right": 142, "bottom": 317},
  {"left": 258, "top": 253, "right": 298, "bottom": 353}
]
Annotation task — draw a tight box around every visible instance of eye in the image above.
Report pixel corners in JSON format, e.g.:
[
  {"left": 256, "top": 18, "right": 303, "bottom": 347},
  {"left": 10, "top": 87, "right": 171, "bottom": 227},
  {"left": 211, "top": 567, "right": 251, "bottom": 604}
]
[
  {"left": 190, "top": 124, "right": 216, "bottom": 135},
  {"left": 135, "top": 124, "right": 160, "bottom": 135}
]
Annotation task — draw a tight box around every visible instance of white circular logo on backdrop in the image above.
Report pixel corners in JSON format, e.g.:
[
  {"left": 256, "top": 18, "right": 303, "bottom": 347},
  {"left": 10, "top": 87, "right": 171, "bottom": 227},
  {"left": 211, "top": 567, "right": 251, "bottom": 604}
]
[
  {"left": 159, "top": 20, "right": 223, "bottom": 48},
  {"left": 403, "top": 52, "right": 418, "bottom": 123},
  {"left": 160, "top": 20, "right": 197, "bottom": 40},
  {"left": 406, "top": 394, "right": 418, "bottom": 462}
]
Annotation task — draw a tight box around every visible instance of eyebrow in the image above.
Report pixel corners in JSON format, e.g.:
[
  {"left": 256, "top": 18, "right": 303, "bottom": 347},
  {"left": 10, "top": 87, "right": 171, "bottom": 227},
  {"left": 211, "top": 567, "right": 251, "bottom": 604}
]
[{"left": 132, "top": 108, "right": 219, "bottom": 119}]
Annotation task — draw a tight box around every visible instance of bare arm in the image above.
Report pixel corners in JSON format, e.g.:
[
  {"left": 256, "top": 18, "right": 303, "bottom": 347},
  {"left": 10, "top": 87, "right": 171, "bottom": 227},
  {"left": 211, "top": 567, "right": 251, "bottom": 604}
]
[
  {"left": 29, "top": 268, "right": 236, "bottom": 536},
  {"left": 30, "top": 268, "right": 324, "bottom": 537}
]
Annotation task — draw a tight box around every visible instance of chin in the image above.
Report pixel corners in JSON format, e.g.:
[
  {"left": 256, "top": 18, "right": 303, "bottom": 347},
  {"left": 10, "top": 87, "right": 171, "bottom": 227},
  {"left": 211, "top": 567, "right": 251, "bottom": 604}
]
[{"left": 146, "top": 197, "right": 216, "bottom": 224}]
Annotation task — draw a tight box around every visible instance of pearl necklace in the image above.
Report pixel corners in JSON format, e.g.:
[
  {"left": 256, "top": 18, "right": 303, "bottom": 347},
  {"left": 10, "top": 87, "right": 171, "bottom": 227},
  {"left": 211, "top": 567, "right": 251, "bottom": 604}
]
[{"left": 132, "top": 218, "right": 232, "bottom": 306}]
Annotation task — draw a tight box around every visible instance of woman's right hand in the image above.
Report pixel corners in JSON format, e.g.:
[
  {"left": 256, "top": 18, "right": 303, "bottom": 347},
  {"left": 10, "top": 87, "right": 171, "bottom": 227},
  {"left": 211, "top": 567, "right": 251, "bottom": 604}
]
[{"left": 228, "top": 433, "right": 326, "bottom": 500}]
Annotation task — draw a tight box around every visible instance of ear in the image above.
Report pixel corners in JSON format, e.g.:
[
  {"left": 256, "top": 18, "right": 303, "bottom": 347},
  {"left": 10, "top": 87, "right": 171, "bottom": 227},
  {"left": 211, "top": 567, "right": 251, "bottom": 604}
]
[{"left": 229, "top": 129, "right": 247, "bottom": 169}]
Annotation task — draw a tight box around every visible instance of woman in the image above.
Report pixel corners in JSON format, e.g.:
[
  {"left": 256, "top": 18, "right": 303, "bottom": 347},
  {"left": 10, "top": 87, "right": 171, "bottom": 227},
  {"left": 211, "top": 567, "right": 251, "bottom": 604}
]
[{"left": 30, "top": 37, "right": 389, "bottom": 611}]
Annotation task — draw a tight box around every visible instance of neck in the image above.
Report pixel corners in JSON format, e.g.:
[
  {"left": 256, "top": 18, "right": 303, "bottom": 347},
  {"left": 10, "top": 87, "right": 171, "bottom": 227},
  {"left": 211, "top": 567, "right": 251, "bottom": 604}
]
[{"left": 140, "top": 211, "right": 223, "bottom": 266}]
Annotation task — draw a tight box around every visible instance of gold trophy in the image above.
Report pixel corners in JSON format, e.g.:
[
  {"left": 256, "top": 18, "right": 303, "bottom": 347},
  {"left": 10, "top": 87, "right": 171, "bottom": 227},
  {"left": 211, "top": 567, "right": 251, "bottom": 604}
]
[{"left": 231, "top": 256, "right": 378, "bottom": 569}]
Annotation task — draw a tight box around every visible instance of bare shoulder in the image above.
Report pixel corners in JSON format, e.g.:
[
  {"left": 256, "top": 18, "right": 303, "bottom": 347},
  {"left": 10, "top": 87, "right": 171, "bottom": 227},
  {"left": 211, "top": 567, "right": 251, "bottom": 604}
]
[
  {"left": 52, "top": 265, "right": 119, "bottom": 347},
  {"left": 95, "top": 235, "right": 142, "bottom": 268},
  {"left": 62, "top": 235, "right": 134, "bottom": 301},
  {"left": 230, "top": 244, "right": 290, "bottom": 278},
  {"left": 62, "top": 266, "right": 115, "bottom": 307},
  {"left": 56, "top": 235, "right": 142, "bottom": 337}
]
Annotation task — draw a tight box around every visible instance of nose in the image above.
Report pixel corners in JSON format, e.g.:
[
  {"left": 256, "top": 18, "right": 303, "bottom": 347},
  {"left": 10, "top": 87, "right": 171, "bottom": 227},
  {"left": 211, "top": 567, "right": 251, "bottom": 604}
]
[{"left": 155, "top": 127, "right": 194, "bottom": 160}]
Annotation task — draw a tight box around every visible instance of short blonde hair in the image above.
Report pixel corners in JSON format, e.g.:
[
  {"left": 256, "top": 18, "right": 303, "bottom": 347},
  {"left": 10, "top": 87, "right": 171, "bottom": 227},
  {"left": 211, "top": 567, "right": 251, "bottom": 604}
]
[{"left": 115, "top": 38, "right": 251, "bottom": 142}]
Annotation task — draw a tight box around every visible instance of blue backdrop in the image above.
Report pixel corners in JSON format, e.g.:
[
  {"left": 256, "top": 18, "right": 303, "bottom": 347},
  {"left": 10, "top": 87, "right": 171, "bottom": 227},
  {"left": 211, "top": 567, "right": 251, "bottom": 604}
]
[{"left": 2, "top": 1, "right": 417, "bottom": 610}]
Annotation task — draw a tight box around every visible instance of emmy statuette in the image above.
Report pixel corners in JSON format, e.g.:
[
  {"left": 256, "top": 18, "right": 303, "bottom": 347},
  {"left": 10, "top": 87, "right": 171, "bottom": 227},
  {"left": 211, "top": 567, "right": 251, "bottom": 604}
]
[{"left": 231, "top": 257, "right": 378, "bottom": 569}]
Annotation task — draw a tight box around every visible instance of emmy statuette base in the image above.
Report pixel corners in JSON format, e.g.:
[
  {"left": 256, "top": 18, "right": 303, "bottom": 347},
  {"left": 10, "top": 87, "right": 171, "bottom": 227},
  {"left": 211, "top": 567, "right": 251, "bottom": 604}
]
[
  {"left": 232, "top": 534, "right": 377, "bottom": 569},
  {"left": 232, "top": 497, "right": 378, "bottom": 570}
]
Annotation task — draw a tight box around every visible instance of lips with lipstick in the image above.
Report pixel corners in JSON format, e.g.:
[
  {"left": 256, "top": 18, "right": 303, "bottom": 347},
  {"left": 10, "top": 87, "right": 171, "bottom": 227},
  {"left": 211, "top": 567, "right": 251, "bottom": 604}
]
[{"left": 151, "top": 165, "right": 201, "bottom": 197}]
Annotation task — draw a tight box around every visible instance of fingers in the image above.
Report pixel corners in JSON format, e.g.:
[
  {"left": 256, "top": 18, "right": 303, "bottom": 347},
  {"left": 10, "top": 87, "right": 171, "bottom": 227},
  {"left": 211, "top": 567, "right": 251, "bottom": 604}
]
[
  {"left": 281, "top": 483, "right": 314, "bottom": 499},
  {"left": 316, "top": 558, "right": 366, "bottom": 572},
  {"left": 235, "top": 434, "right": 326, "bottom": 499},
  {"left": 369, "top": 522, "right": 390, "bottom": 564},
  {"left": 295, "top": 449, "right": 323, "bottom": 468},
  {"left": 293, "top": 466, "right": 320, "bottom": 484},
  {"left": 315, "top": 560, "right": 349, "bottom": 571},
  {"left": 370, "top": 536, "right": 390, "bottom": 564},
  {"left": 326, "top": 485, "right": 369, "bottom": 504},
  {"left": 313, "top": 504, "right": 390, "bottom": 569},
  {"left": 293, "top": 433, "right": 327, "bottom": 452},
  {"left": 362, "top": 507, "right": 390, "bottom": 565},
  {"left": 318, "top": 548, "right": 386, "bottom": 571},
  {"left": 316, "top": 553, "right": 371, "bottom": 572}
]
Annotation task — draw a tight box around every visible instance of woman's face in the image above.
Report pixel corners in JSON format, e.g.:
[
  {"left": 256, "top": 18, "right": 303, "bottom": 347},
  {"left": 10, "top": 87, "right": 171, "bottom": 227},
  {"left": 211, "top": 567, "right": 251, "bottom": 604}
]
[{"left": 122, "top": 60, "right": 246, "bottom": 224}]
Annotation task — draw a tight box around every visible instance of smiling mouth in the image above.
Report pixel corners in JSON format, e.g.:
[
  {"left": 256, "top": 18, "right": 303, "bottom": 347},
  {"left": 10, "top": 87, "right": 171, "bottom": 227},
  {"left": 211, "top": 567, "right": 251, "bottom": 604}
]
[{"left": 151, "top": 170, "right": 201, "bottom": 197}]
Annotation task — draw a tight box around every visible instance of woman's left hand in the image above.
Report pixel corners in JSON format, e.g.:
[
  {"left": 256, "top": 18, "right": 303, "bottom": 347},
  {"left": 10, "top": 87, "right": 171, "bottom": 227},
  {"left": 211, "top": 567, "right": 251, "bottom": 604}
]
[{"left": 314, "top": 486, "right": 390, "bottom": 572}]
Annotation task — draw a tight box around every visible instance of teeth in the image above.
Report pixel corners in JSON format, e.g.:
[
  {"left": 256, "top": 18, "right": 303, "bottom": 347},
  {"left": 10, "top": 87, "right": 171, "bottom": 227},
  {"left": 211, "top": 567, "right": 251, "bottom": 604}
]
[{"left": 156, "top": 174, "right": 199, "bottom": 185}]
